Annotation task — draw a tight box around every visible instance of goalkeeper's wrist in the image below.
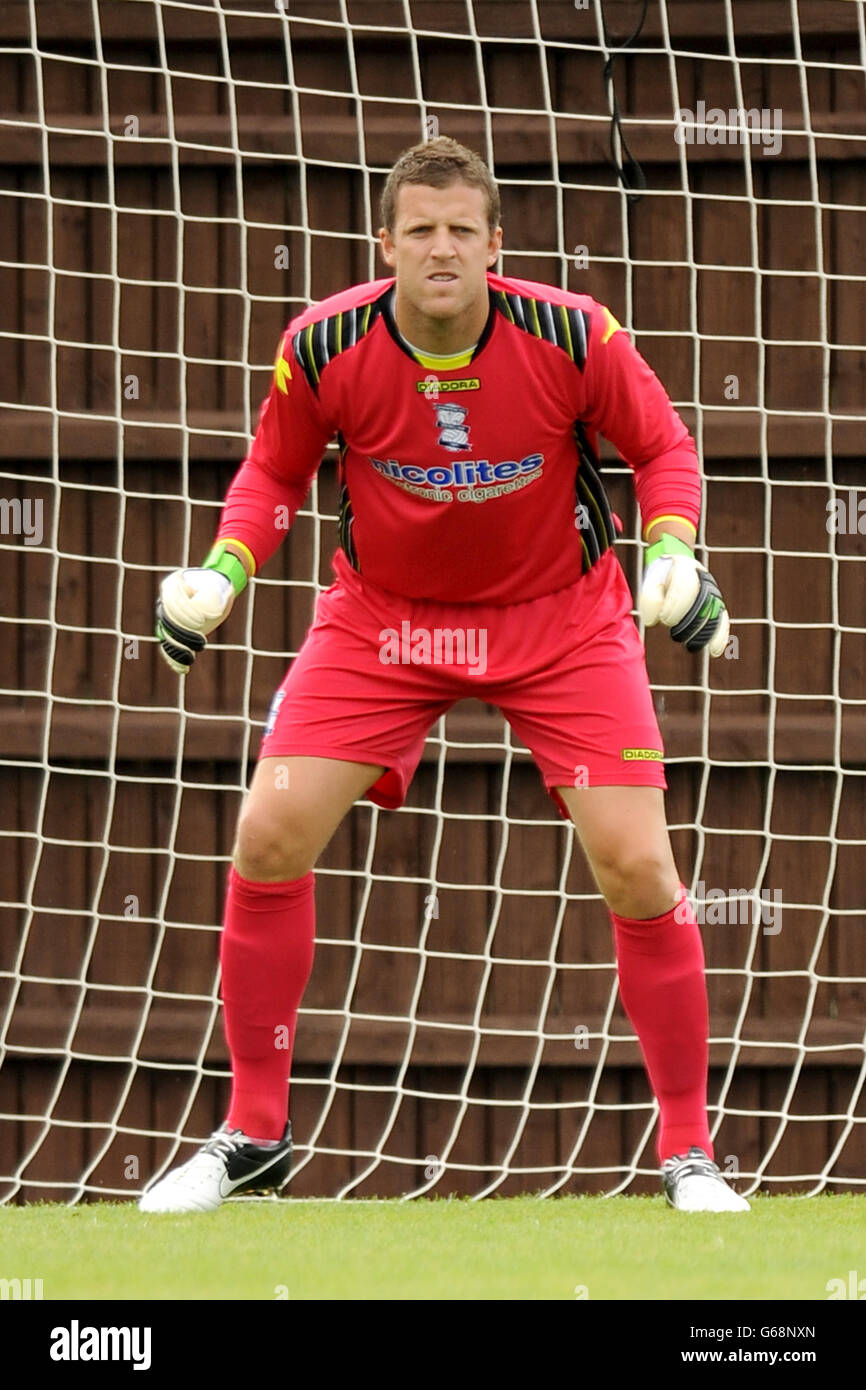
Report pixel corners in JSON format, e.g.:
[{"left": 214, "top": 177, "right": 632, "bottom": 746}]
[
  {"left": 201, "top": 540, "right": 252, "bottom": 596},
  {"left": 645, "top": 532, "right": 696, "bottom": 565}
]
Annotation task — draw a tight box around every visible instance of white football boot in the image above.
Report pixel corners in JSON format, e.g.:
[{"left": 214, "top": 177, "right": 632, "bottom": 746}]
[
  {"left": 139, "top": 1122, "right": 292, "bottom": 1213},
  {"left": 662, "top": 1146, "right": 751, "bottom": 1212}
]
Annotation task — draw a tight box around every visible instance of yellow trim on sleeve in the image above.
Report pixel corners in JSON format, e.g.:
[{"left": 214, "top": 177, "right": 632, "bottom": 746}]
[
  {"left": 643, "top": 514, "right": 698, "bottom": 541},
  {"left": 274, "top": 354, "right": 292, "bottom": 394},
  {"left": 272, "top": 332, "right": 292, "bottom": 394},
  {"left": 221, "top": 537, "right": 258, "bottom": 576},
  {"left": 600, "top": 306, "right": 623, "bottom": 344}
]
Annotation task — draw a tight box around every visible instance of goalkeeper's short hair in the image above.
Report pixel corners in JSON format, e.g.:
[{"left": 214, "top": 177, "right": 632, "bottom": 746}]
[{"left": 379, "top": 136, "right": 501, "bottom": 232}]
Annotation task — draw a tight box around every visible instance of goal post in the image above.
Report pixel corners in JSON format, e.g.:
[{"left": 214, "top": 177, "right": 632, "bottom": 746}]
[{"left": 1, "top": 0, "right": 865, "bottom": 1204}]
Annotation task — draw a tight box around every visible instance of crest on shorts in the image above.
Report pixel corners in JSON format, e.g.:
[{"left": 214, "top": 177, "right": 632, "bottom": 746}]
[
  {"left": 431, "top": 400, "right": 471, "bottom": 451},
  {"left": 264, "top": 689, "right": 286, "bottom": 740}
]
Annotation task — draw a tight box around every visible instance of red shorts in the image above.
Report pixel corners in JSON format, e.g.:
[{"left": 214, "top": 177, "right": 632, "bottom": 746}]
[{"left": 259, "top": 548, "right": 666, "bottom": 815}]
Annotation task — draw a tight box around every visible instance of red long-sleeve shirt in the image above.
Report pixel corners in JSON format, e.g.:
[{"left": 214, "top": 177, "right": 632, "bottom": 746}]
[{"left": 217, "top": 271, "right": 700, "bottom": 604}]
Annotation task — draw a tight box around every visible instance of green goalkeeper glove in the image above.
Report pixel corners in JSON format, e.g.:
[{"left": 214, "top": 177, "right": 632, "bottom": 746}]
[{"left": 638, "top": 532, "right": 730, "bottom": 657}]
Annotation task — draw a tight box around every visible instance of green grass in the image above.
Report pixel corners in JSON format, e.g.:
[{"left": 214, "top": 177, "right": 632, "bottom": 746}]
[{"left": 2, "top": 1195, "right": 864, "bottom": 1300}]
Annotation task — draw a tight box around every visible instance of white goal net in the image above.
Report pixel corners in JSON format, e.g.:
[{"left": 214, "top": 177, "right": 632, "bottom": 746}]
[{"left": 1, "top": 0, "right": 865, "bottom": 1204}]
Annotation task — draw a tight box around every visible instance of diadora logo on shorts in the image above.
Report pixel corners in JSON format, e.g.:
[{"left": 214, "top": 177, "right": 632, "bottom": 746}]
[
  {"left": 369, "top": 453, "right": 545, "bottom": 504},
  {"left": 621, "top": 748, "right": 664, "bottom": 761}
]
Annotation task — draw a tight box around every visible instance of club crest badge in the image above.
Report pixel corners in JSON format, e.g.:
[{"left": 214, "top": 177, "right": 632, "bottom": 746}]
[{"left": 432, "top": 401, "right": 470, "bottom": 451}]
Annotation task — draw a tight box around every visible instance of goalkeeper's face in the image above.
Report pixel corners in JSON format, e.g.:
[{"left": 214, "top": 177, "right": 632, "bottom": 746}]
[{"left": 379, "top": 182, "right": 502, "bottom": 348}]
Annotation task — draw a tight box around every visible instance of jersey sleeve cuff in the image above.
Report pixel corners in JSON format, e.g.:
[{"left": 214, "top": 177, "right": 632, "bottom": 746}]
[
  {"left": 213, "top": 537, "right": 258, "bottom": 577},
  {"left": 642, "top": 514, "right": 698, "bottom": 541},
  {"left": 202, "top": 540, "right": 255, "bottom": 595}
]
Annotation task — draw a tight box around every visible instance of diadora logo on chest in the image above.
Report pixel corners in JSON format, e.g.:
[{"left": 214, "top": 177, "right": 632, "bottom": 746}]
[{"left": 415, "top": 377, "right": 480, "bottom": 394}]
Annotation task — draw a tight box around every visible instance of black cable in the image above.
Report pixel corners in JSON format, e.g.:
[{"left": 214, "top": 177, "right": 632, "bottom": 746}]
[{"left": 600, "top": 0, "right": 649, "bottom": 203}]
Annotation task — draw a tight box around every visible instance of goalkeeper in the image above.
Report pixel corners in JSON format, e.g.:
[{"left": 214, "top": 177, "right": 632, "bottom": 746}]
[{"left": 141, "top": 137, "right": 747, "bottom": 1215}]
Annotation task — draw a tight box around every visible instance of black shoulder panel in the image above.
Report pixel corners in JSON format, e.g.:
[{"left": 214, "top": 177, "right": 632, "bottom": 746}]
[
  {"left": 291, "top": 296, "right": 385, "bottom": 394},
  {"left": 492, "top": 289, "right": 591, "bottom": 371}
]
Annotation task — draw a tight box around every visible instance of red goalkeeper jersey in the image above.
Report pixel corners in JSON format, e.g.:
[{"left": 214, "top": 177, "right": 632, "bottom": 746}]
[{"left": 217, "top": 272, "right": 700, "bottom": 604}]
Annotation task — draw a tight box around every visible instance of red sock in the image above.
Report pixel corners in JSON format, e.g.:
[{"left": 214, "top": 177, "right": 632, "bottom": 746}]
[
  {"left": 219, "top": 867, "right": 316, "bottom": 1141},
  {"left": 611, "top": 887, "right": 712, "bottom": 1164}
]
